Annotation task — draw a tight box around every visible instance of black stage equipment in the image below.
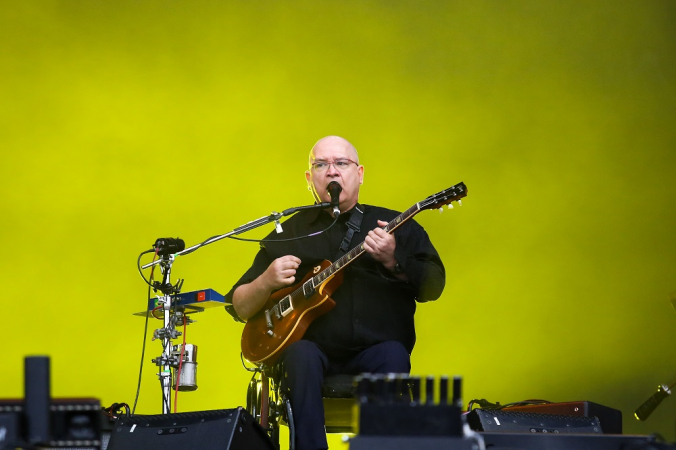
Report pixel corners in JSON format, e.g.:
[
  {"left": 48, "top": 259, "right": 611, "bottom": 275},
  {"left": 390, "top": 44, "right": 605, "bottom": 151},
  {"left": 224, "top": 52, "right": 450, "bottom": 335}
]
[
  {"left": 106, "top": 407, "right": 274, "bottom": 450},
  {"left": 0, "top": 398, "right": 102, "bottom": 449},
  {"left": 24, "top": 356, "right": 51, "bottom": 444},
  {"left": 501, "top": 401, "right": 622, "bottom": 434},
  {"left": 355, "top": 374, "right": 463, "bottom": 437},
  {"left": 467, "top": 408, "right": 603, "bottom": 434},
  {"left": 0, "top": 356, "right": 102, "bottom": 449},
  {"left": 480, "top": 432, "right": 676, "bottom": 450}
]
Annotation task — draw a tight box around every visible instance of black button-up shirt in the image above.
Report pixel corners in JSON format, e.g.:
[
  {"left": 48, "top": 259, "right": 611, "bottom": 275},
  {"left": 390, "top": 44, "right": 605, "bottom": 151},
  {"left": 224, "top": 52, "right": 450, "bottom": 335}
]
[{"left": 225, "top": 204, "right": 445, "bottom": 361}]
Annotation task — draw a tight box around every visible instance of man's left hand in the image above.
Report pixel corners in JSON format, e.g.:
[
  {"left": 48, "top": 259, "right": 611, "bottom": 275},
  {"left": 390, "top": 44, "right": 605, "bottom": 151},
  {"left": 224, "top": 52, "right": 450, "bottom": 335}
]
[{"left": 364, "top": 220, "right": 397, "bottom": 271}]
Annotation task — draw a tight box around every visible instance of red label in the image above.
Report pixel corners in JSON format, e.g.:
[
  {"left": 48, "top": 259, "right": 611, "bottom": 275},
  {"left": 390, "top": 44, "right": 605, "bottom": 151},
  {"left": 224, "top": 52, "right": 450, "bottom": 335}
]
[{"left": 197, "top": 291, "right": 206, "bottom": 301}]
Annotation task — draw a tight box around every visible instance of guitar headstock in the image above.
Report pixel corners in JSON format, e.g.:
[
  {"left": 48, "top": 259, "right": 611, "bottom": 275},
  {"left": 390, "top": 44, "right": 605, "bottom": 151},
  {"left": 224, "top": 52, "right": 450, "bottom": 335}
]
[{"left": 419, "top": 182, "right": 468, "bottom": 211}]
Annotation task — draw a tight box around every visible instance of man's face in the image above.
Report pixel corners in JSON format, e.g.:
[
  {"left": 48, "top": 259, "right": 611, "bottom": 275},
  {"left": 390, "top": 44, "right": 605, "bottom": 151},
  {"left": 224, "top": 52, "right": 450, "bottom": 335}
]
[{"left": 305, "top": 137, "right": 364, "bottom": 213}]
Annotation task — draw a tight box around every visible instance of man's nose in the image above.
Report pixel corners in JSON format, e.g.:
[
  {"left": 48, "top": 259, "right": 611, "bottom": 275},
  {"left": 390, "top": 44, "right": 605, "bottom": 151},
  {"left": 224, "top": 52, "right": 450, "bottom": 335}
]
[{"left": 326, "top": 163, "right": 340, "bottom": 176}]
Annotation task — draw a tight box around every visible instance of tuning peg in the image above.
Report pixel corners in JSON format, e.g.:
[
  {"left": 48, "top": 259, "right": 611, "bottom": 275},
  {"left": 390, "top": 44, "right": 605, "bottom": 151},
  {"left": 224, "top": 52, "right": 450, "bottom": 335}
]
[
  {"left": 438, "top": 207, "right": 443, "bottom": 214},
  {"left": 447, "top": 203, "right": 454, "bottom": 209},
  {"left": 458, "top": 200, "right": 462, "bottom": 206}
]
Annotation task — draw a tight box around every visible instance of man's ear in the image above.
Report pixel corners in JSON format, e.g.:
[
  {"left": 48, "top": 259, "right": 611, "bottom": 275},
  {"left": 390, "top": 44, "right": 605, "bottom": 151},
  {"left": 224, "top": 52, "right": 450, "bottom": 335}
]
[{"left": 305, "top": 171, "right": 319, "bottom": 202}]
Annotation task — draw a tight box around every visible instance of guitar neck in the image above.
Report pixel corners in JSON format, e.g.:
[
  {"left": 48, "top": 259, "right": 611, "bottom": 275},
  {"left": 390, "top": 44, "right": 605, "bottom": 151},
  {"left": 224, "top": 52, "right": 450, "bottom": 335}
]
[{"left": 311, "top": 203, "right": 422, "bottom": 286}]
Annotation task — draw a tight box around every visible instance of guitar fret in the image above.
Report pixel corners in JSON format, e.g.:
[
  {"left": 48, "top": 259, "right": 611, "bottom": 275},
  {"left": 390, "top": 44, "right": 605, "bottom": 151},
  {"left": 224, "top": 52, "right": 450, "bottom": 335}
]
[{"left": 288, "top": 287, "right": 303, "bottom": 304}]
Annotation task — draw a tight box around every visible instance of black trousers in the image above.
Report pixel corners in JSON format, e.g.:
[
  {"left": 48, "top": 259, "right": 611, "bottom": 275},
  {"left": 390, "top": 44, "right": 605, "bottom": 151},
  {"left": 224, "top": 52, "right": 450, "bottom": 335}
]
[{"left": 277, "top": 340, "right": 411, "bottom": 450}]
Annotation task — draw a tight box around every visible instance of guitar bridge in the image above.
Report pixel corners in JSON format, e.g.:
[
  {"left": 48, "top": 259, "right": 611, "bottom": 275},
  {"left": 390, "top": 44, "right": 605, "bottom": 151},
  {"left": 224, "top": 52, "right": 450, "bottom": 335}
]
[
  {"left": 264, "top": 309, "right": 273, "bottom": 329},
  {"left": 272, "top": 303, "right": 282, "bottom": 320}
]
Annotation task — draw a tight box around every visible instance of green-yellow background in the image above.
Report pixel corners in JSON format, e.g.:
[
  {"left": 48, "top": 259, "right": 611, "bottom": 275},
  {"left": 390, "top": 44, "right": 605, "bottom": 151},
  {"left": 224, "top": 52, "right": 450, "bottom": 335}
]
[{"left": 2, "top": 1, "right": 675, "bottom": 447}]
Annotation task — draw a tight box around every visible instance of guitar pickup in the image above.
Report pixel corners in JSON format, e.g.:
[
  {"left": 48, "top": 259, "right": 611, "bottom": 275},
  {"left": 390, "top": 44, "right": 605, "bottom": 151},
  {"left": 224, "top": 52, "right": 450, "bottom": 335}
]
[
  {"left": 302, "top": 281, "right": 315, "bottom": 299},
  {"left": 279, "top": 296, "right": 293, "bottom": 317}
]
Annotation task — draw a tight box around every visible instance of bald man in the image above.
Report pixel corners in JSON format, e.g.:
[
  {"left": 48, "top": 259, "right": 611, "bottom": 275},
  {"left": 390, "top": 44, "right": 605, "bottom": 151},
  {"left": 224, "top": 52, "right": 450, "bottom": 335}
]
[{"left": 225, "top": 136, "right": 445, "bottom": 450}]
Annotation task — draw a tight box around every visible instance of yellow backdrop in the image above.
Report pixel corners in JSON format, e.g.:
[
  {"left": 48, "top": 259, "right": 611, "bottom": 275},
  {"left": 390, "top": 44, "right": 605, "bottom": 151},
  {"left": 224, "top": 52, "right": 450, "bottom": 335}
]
[{"left": 2, "top": 1, "right": 675, "bottom": 447}]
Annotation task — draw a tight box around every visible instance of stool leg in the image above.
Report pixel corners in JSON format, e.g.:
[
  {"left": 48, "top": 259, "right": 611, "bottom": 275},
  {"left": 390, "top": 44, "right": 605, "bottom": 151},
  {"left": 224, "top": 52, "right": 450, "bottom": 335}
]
[
  {"left": 284, "top": 396, "right": 296, "bottom": 450},
  {"left": 261, "top": 373, "right": 270, "bottom": 429},
  {"left": 246, "top": 374, "right": 260, "bottom": 420},
  {"left": 268, "top": 419, "right": 281, "bottom": 450}
]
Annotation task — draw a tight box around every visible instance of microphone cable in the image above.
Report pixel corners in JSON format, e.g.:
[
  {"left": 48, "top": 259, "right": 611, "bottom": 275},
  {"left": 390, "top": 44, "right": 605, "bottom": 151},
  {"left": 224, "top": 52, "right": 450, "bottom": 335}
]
[
  {"left": 226, "top": 211, "right": 340, "bottom": 244},
  {"left": 174, "top": 209, "right": 340, "bottom": 252},
  {"left": 132, "top": 248, "right": 159, "bottom": 415}
]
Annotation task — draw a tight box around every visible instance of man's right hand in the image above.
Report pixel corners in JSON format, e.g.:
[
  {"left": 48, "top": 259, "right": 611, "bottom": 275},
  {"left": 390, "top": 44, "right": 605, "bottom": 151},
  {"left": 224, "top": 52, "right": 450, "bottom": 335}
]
[
  {"left": 232, "top": 255, "right": 301, "bottom": 320},
  {"left": 261, "top": 255, "right": 302, "bottom": 291}
]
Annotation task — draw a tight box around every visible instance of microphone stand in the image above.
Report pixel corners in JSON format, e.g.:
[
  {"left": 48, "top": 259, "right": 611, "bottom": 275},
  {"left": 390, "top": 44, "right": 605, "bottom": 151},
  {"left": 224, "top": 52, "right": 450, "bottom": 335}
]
[
  {"left": 634, "top": 293, "right": 676, "bottom": 424},
  {"left": 140, "top": 201, "right": 332, "bottom": 414},
  {"left": 142, "top": 202, "right": 333, "bottom": 270}
]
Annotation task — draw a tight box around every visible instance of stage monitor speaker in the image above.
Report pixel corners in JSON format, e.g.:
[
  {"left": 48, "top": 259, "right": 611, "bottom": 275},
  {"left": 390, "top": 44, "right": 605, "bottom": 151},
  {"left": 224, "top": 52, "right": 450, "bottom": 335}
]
[
  {"left": 479, "top": 432, "right": 671, "bottom": 450},
  {"left": 350, "top": 435, "right": 478, "bottom": 450},
  {"left": 1, "top": 398, "right": 102, "bottom": 448},
  {"left": 503, "top": 401, "right": 622, "bottom": 434},
  {"left": 0, "top": 412, "right": 23, "bottom": 447},
  {"left": 106, "top": 407, "right": 274, "bottom": 450},
  {"left": 467, "top": 409, "right": 603, "bottom": 434}
]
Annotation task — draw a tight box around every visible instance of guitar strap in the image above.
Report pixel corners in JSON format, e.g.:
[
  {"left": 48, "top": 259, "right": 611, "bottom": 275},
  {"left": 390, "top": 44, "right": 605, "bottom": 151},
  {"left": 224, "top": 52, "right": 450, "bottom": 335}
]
[{"left": 336, "top": 204, "right": 364, "bottom": 259}]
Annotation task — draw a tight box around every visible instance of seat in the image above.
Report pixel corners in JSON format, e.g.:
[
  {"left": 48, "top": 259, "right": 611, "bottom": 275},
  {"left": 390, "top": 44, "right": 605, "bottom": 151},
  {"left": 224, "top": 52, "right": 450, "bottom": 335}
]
[{"left": 245, "top": 363, "right": 357, "bottom": 450}]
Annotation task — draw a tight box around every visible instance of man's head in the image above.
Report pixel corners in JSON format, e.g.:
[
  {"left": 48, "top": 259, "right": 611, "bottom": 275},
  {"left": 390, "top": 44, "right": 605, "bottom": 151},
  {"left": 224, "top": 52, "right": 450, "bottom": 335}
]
[{"left": 305, "top": 136, "right": 364, "bottom": 213}]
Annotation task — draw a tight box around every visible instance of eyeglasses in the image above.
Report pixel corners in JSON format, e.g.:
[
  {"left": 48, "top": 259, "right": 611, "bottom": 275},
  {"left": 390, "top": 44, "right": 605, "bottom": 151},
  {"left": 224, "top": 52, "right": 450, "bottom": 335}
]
[{"left": 310, "top": 158, "right": 359, "bottom": 172}]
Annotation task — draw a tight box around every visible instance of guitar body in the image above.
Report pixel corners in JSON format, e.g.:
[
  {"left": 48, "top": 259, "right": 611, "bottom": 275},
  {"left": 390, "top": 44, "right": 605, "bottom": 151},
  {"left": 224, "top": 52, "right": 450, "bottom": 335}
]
[{"left": 241, "top": 260, "right": 344, "bottom": 365}]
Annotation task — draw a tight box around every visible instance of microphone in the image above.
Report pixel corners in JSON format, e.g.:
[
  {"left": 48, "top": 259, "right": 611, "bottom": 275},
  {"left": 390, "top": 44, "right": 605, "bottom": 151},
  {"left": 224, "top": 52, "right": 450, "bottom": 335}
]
[
  {"left": 153, "top": 237, "right": 185, "bottom": 257},
  {"left": 327, "top": 181, "right": 342, "bottom": 217},
  {"left": 635, "top": 384, "right": 672, "bottom": 421}
]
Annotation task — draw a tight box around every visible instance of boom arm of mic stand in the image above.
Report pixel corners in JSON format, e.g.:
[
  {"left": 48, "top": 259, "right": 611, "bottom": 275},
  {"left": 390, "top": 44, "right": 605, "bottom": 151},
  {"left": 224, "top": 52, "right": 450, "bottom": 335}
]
[
  {"left": 280, "top": 203, "right": 333, "bottom": 216},
  {"left": 141, "top": 202, "right": 332, "bottom": 269}
]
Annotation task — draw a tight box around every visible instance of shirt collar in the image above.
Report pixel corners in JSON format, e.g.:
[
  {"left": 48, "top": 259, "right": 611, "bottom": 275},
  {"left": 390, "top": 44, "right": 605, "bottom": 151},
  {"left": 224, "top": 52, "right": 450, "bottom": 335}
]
[{"left": 308, "top": 203, "right": 363, "bottom": 225}]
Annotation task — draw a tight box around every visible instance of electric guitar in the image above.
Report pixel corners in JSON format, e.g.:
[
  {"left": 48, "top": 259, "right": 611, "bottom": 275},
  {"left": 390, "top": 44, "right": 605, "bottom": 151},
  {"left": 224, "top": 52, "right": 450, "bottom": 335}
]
[{"left": 241, "top": 182, "right": 468, "bottom": 365}]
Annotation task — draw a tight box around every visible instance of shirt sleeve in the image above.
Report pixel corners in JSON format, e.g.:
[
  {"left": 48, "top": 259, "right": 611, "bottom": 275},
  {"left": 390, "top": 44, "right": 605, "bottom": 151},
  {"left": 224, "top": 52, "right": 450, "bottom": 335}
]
[
  {"left": 392, "top": 221, "right": 446, "bottom": 302},
  {"left": 223, "top": 244, "right": 273, "bottom": 323}
]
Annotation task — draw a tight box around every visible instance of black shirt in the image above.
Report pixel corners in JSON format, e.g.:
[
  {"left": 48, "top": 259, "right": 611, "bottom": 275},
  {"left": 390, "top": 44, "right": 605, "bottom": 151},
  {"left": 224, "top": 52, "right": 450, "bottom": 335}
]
[{"left": 224, "top": 204, "right": 445, "bottom": 361}]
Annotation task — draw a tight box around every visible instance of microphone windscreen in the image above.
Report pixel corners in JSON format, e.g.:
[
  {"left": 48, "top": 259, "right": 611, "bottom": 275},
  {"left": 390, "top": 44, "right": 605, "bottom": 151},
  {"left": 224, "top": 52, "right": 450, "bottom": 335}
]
[
  {"left": 154, "top": 237, "right": 185, "bottom": 256},
  {"left": 327, "top": 181, "right": 342, "bottom": 206}
]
